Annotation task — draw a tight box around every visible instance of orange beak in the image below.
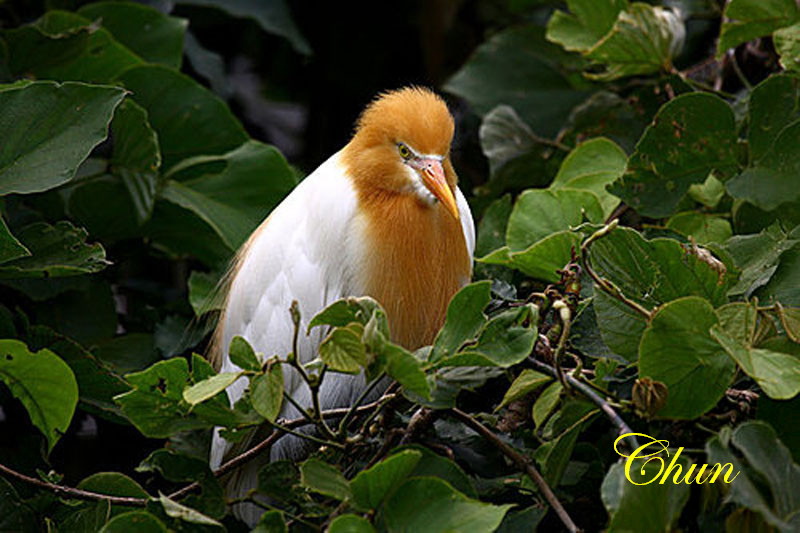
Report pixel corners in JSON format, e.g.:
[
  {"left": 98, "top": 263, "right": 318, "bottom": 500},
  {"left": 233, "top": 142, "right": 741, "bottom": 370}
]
[{"left": 415, "top": 157, "right": 459, "bottom": 220}]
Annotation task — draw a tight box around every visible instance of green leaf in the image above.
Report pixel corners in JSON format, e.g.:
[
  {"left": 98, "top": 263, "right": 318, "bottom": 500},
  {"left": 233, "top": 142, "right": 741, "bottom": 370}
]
[
  {"left": 666, "top": 212, "right": 733, "bottom": 245},
  {"left": 746, "top": 74, "right": 800, "bottom": 164},
  {"left": 0, "top": 339, "right": 78, "bottom": 452},
  {"left": 437, "top": 306, "right": 537, "bottom": 368},
  {"left": 117, "top": 65, "right": 248, "bottom": 170},
  {"left": 0, "top": 477, "right": 38, "bottom": 532},
  {"left": 0, "top": 221, "right": 109, "bottom": 278},
  {"left": 77, "top": 472, "right": 150, "bottom": 500},
  {"left": 727, "top": 121, "right": 800, "bottom": 211},
  {"left": 475, "top": 195, "right": 512, "bottom": 259},
  {"left": 478, "top": 105, "right": 540, "bottom": 177},
  {"left": 611, "top": 93, "right": 739, "bottom": 218},
  {"left": 350, "top": 449, "right": 422, "bottom": 510},
  {"left": 717, "top": 302, "right": 759, "bottom": 346},
  {"left": 110, "top": 99, "right": 161, "bottom": 224},
  {"left": 77, "top": 2, "right": 187, "bottom": 68},
  {"left": 100, "top": 511, "right": 167, "bottom": 533},
  {"left": 688, "top": 174, "right": 726, "bottom": 208},
  {"left": 115, "top": 358, "right": 244, "bottom": 437},
  {"left": 228, "top": 335, "right": 261, "bottom": 371},
  {"left": 775, "top": 22, "right": 800, "bottom": 71},
  {"left": 420, "top": 366, "right": 505, "bottom": 409},
  {"left": 27, "top": 325, "right": 128, "bottom": 422},
  {"left": 590, "top": 227, "right": 733, "bottom": 360},
  {"left": 445, "top": 25, "right": 590, "bottom": 138},
  {"left": 710, "top": 325, "right": 800, "bottom": 400},
  {"left": 756, "top": 246, "right": 800, "bottom": 306},
  {"left": 35, "top": 279, "right": 117, "bottom": 346},
  {"left": 489, "top": 189, "right": 602, "bottom": 281},
  {"left": 718, "top": 0, "right": 799, "bottom": 56},
  {"left": 299, "top": 458, "right": 352, "bottom": 501},
  {"left": 638, "top": 297, "right": 736, "bottom": 418},
  {"left": 590, "top": 226, "right": 732, "bottom": 309},
  {"left": 706, "top": 421, "right": 800, "bottom": 532},
  {"left": 66, "top": 173, "right": 142, "bottom": 243},
  {"left": 145, "top": 202, "right": 231, "bottom": 268},
  {"left": 488, "top": 230, "right": 584, "bottom": 283},
  {"left": 776, "top": 304, "right": 800, "bottom": 342},
  {"left": 601, "top": 457, "right": 691, "bottom": 532},
  {"left": 176, "top": 0, "right": 311, "bottom": 55},
  {"left": 158, "top": 494, "right": 222, "bottom": 527},
  {"left": 430, "top": 281, "right": 491, "bottom": 362},
  {"left": 593, "top": 290, "right": 647, "bottom": 361},
  {"left": 585, "top": 3, "right": 685, "bottom": 80},
  {"left": 4, "top": 11, "right": 143, "bottom": 83},
  {"left": 95, "top": 333, "right": 158, "bottom": 374},
  {"left": 546, "top": 0, "right": 628, "bottom": 53},
  {"left": 533, "top": 381, "right": 563, "bottom": 428},
  {"left": 0, "top": 81, "right": 126, "bottom": 195},
  {"left": 401, "top": 445, "right": 477, "bottom": 498},
  {"left": 382, "top": 477, "right": 511, "bottom": 533},
  {"left": 139, "top": 448, "right": 225, "bottom": 520},
  {"left": 182, "top": 371, "right": 241, "bottom": 405},
  {"left": 535, "top": 399, "right": 596, "bottom": 485},
  {"left": 329, "top": 514, "right": 375, "bottom": 533},
  {"left": 319, "top": 326, "right": 368, "bottom": 374},
  {"left": 253, "top": 511, "right": 287, "bottom": 533},
  {"left": 308, "top": 297, "right": 388, "bottom": 333},
  {"left": 550, "top": 137, "right": 625, "bottom": 218},
  {"left": 382, "top": 343, "right": 430, "bottom": 399},
  {"left": 725, "top": 222, "right": 799, "bottom": 298},
  {"left": 250, "top": 363, "right": 283, "bottom": 423},
  {"left": 188, "top": 270, "right": 223, "bottom": 316},
  {"left": 506, "top": 189, "right": 603, "bottom": 252},
  {"left": 160, "top": 140, "right": 296, "bottom": 249},
  {"left": 499, "top": 369, "right": 552, "bottom": 409},
  {"left": 0, "top": 216, "right": 29, "bottom": 265}
]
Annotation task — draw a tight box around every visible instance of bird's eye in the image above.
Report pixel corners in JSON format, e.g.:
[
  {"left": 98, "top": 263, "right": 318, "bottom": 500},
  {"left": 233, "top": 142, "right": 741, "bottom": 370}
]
[{"left": 397, "top": 143, "right": 412, "bottom": 159}]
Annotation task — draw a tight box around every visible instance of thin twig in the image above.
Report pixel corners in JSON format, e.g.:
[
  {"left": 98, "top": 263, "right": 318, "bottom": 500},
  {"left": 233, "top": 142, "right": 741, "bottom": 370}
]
[
  {"left": 337, "top": 372, "right": 387, "bottom": 436},
  {"left": 399, "top": 407, "right": 438, "bottom": 445},
  {"left": 169, "top": 394, "right": 396, "bottom": 501},
  {"left": 551, "top": 300, "right": 572, "bottom": 390},
  {"left": 0, "top": 396, "right": 396, "bottom": 507},
  {"left": 288, "top": 301, "right": 337, "bottom": 441},
  {"left": 0, "top": 462, "right": 147, "bottom": 507},
  {"left": 532, "top": 133, "right": 572, "bottom": 152},
  {"left": 580, "top": 221, "right": 651, "bottom": 319},
  {"left": 449, "top": 409, "right": 582, "bottom": 533},
  {"left": 727, "top": 49, "right": 752, "bottom": 90},
  {"left": 527, "top": 358, "right": 638, "bottom": 450}
]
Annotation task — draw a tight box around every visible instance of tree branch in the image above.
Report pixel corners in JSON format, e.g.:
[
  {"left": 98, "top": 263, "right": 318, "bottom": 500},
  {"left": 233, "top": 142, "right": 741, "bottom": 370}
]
[
  {"left": 0, "top": 462, "right": 147, "bottom": 507},
  {"left": 449, "top": 408, "right": 582, "bottom": 533},
  {"left": 527, "top": 357, "right": 639, "bottom": 450}
]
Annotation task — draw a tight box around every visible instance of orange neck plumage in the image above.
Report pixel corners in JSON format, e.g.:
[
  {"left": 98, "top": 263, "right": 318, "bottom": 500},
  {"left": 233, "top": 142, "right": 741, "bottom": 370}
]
[{"left": 341, "top": 144, "right": 470, "bottom": 350}]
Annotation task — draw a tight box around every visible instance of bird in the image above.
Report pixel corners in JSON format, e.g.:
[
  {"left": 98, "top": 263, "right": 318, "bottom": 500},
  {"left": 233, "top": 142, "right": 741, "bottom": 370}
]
[{"left": 208, "top": 86, "right": 475, "bottom": 524}]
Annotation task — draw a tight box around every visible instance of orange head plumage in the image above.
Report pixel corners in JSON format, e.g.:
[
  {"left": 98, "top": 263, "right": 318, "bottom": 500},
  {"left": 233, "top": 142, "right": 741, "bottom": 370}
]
[{"left": 343, "top": 87, "right": 459, "bottom": 219}]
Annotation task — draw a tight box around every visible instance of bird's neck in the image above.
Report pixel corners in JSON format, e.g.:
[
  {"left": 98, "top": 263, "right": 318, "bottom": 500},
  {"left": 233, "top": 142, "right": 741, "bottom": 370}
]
[{"left": 342, "top": 148, "right": 471, "bottom": 350}]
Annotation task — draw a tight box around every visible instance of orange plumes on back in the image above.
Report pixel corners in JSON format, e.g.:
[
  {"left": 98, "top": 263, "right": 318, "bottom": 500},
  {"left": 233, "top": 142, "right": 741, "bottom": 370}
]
[{"left": 342, "top": 87, "right": 470, "bottom": 349}]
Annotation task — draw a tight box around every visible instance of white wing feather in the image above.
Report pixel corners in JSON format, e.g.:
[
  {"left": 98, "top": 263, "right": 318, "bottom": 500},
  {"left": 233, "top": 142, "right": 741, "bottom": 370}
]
[{"left": 211, "top": 151, "right": 474, "bottom": 523}]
